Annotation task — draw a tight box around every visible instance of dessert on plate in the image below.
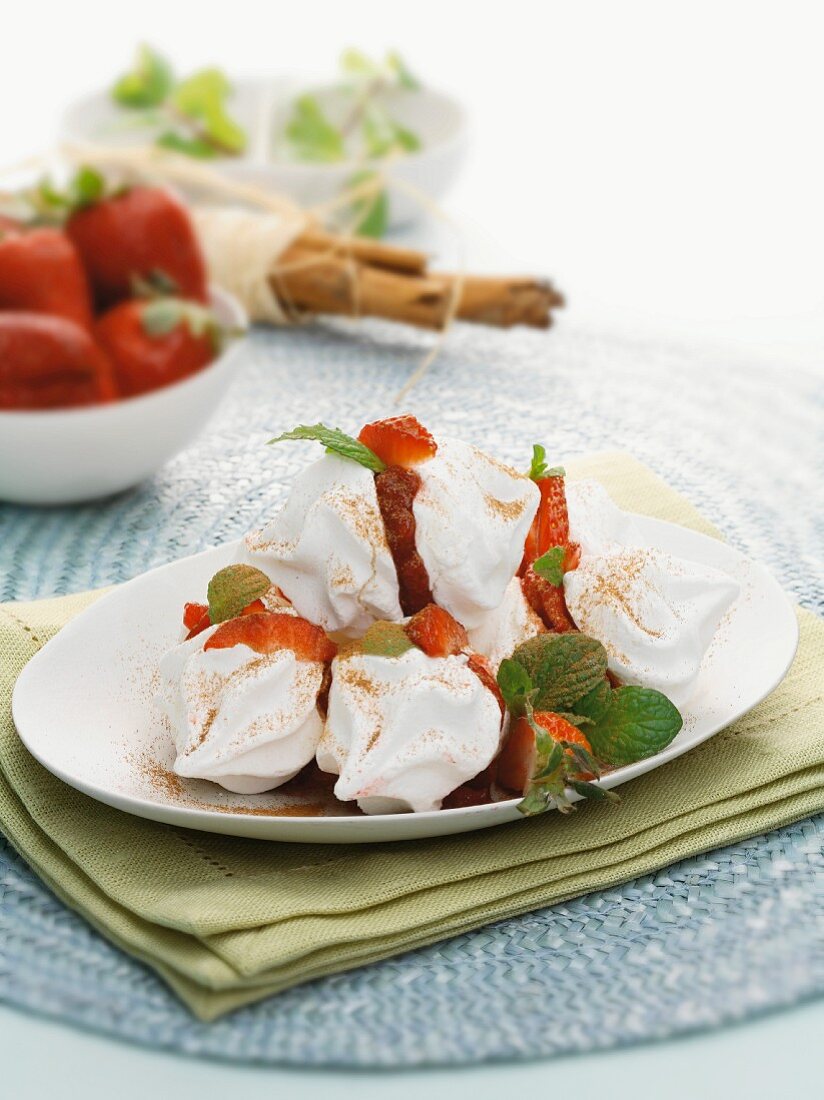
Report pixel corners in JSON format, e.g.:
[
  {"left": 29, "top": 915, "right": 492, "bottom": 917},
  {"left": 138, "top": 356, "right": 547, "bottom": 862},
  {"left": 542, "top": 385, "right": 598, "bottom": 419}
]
[{"left": 157, "top": 415, "right": 741, "bottom": 817}]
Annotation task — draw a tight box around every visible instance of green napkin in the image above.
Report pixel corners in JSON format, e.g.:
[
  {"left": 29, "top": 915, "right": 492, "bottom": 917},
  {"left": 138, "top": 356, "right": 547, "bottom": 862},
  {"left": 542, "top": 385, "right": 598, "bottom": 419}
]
[{"left": 1, "top": 453, "right": 822, "bottom": 1021}]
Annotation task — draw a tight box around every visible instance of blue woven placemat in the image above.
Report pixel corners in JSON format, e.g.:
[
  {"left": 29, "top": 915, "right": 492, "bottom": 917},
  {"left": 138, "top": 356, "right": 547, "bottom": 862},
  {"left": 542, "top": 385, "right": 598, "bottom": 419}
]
[{"left": 0, "top": 320, "right": 822, "bottom": 1066}]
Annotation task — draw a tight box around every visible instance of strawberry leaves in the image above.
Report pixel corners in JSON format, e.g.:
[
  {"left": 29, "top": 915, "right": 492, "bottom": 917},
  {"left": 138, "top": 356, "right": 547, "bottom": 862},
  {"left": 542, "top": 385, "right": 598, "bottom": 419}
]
[
  {"left": 269, "top": 423, "right": 386, "bottom": 473},
  {"left": 207, "top": 564, "right": 271, "bottom": 624}
]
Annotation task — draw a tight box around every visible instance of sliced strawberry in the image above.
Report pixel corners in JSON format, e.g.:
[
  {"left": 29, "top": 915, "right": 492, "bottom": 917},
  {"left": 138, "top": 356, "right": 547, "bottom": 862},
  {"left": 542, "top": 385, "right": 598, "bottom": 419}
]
[
  {"left": 358, "top": 415, "right": 437, "bottom": 468},
  {"left": 521, "top": 567, "right": 578, "bottom": 633},
  {"left": 522, "top": 472, "right": 572, "bottom": 571},
  {"left": 185, "top": 609, "right": 212, "bottom": 640},
  {"left": 240, "top": 598, "right": 266, "bottom": 615},
  {"left": 405, "top": 604, "right": 468, "bottom": 658},
  {"left": 497, "top": 712, "right": 594, "bottom": 794},
  {"left": 204, "top": 611, "right": 337, "bottom": 663},
  {"left": 442, "top": 765, "right": 495, "bottom": 809},
  {"left": 466, "top": 652, "right": 506, "bottom": 716},
  {"left": 374, "top": 465, "right": 433, "bottom": 614},
  {"left": 183, "top": 602, "right": 208, "bottom": 630}
]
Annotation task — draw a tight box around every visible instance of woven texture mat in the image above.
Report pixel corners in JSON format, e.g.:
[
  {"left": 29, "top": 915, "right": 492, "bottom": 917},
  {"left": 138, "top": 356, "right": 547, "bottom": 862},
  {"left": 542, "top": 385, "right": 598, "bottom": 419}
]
[{"left": 0, "top": 320, "right": 822, "bottom": 1065}]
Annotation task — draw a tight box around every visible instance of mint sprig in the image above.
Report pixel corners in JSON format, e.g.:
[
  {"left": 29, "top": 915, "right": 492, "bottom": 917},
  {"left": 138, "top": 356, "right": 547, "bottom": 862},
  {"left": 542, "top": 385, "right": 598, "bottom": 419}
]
[
  {"left": 527, "top": 443, "right": 565, "bottom": 482},
  {"left": 112, "top": 44, "right": 173, "bottom": 108},
  {"left": 268, "top": 423, "right": 386, "bottom": 473},
  {"left": 509, "top": 633, "right": 608, "bottom": 712},
  {"left": 533, "top": 546, "right": 567, "bottom": 587},
  {"left": 207, "top": 564, "right": 271, "bottom": 624},
  {"left": 577, "top": 685, "right": 683, "bottom": 766}
]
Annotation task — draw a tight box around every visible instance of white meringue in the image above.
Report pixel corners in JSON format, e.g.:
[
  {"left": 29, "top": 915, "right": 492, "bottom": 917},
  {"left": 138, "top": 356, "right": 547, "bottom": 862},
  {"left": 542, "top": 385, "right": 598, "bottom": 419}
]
[
  {"left": 243, "top": 453, "right": 402, "bottom": 637},
  {"left": 467, "top": 576, "right": 545, "bottom": 671},
  {"left": 412, "top": 439, "right": 539, "bottom": 629},
  {"left": 563, "top": 480, "right": 740, "bottom": 706},
  {"left": 157, "top": 628, "right": 326, "bottom": 794},
  {"left": 317, "top": 646, "right": 503, "bottom": 814}
]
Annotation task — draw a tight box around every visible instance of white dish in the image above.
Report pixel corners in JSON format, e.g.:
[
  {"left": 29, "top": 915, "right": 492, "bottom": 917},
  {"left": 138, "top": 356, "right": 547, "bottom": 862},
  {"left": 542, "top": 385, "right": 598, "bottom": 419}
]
[
  {"left": 12, "top": 515, "right": 798, "bottom": 844},
  {"left": 0, "top": 287, "right": 247, "bottom": 506},
  {"left": 61, "top": 79, "right": 468, "bottom": 230}
]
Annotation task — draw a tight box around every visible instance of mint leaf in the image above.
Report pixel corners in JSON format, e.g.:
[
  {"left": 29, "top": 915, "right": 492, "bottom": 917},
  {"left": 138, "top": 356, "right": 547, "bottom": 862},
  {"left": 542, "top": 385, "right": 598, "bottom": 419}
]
[
  {"left": 286, "top": 95, "right": 345, "bottom": 162},
  {"left": 112, "top": 44, "right": 173, "bottom": 108},
  {"left": 496, "top": 658, "right": 534, "bottom": 717},
  {"left": 527, "top": 443, "right": 547, "bottom": 480},
  {"left": 363, "top": 108, "right": 420, "bottom": 157},
  {"left": 511, "top": 633, "right": 608, "bottom": 712},
  {"left": 156, "top": 131, "right": 218, "bottom": 159},
  {"left": 207, "top": 564, "right": 271, "bottom": 624},
  {"left": 533, "top": 546, "right": 566, "bottom": 587},
  {"left": 386, "top": 51, "right": 420, "bottom": 90},
  {"left": 349, "top": 170, "right": 389, "bottom": 238},
  {"left": 360, "top": 621, "right": 414, "bottom": 657},
  {"left": 585, "top": 686, "right": 683, "bottom": 766},
  {"left": 171, "top": 69, "right": 246, "bottom": 155},
  {"left": 340, "top": 48, "right": 381, "bottom": 79},
  {"left": 571, "top": 680, "right": 612, "bottom": 724},
  {"left": 268, "top": 423, "right": 386, "bottom": 473}
]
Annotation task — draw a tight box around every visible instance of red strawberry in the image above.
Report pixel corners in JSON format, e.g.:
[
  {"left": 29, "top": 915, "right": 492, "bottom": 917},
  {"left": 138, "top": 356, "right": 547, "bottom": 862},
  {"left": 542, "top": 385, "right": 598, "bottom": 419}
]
[
  {"left": 204, "top": 612, "right": 338, "bottom": 663},
  {"left": 405, "top": 603, "right": 468, "bottom": 658},
  {"left": 466, "top": 652, "right": 506, "bottom": 716},
  {"left": 497, "top": 712, "right": 594, "bottom": 794},
  {"left": 0, "top": 227, "right": 93, "bottom": 329},
  {"left": 521, "top": 567, "right": 578, "bottom": 633},
  {"left": 95, "top": 298, "right": 218, "bottom": 398},
  {"left": 358, "top": 415, "right": 437, "bottom": 468},
  {"left": 183, "top": 602, "right": 208, "bottom": 631},
  {"left": 0, "top": 313, "right": 116, "bottom": 410},
  {"left": 442, "top": 765, "right": 495, "bottom": 809},
  {"left": 374, "top": 465, "right": 433, "bottom": 614},
  {"left": 67, "top": 186, "right": 208, "bottom": 307},
  {"left": 522, "top": 472, "right": 571, "bottom": 570}
]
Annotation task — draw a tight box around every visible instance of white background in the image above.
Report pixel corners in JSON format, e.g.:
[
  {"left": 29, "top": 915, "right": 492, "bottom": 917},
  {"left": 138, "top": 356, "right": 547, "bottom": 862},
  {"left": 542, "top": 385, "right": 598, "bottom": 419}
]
[
  {"left": 3, "top": 0, "right": 822, "bottom": 366},
  {"left": 1, "top": 2, "right": 822, "bottom": 1094}
]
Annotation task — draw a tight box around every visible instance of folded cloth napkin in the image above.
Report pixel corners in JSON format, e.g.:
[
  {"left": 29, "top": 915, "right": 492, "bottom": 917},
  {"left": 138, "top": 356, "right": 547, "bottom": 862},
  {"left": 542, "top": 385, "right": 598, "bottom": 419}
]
[{"left": 1, "top": 454, "right": 822, "bottom": 1021}]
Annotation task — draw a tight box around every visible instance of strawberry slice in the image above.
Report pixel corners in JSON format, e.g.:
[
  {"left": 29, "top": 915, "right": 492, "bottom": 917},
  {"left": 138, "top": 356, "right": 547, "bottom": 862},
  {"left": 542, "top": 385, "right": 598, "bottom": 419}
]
[
  {"left": 183, "top": 602, "right": 208, "bottom": 631},
  {"left": 405, "top": 604, "right": 468, "bottom": 658},
  {"left": 497, "top": 712, "right": 594, "bottom": 794},
  {"left": 204, "top": 611, "right": 337, "bottom": 662},
  {"left": 358, "top": 415, "right": 437, "bottom": 468},
  {"left": 442, "top": 765, "right": 495, "bottom": 809},
  {"left": 521, "top": 567, "right": 578, "bottom": 633},
  {"left": 466, "top": 652, "right": 506, "bottom": 716},
  {"left": 522, "top": 472, "right": 572, "bottom": 571}
]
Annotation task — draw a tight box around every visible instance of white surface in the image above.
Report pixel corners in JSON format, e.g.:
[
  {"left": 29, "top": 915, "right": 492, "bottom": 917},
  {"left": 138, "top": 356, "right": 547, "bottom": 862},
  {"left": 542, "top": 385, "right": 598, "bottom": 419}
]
[
  {"left": 1, "top": 1000, "right": 822, "bottom": 1100},
  {"left": 62, "top": 80, "right": 469, "bottom": 230},
  {"left": 0, "top": 287, "right": 247, "bottom": 505},
  {"left": 12, "top": 515, "right": 797, "bottom": 842}
]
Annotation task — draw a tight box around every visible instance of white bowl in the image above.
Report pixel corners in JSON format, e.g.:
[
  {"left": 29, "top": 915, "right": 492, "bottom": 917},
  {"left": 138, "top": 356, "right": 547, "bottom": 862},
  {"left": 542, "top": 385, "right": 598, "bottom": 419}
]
[
  {"left": 0, "top": 287, "right": 247, "bottom": 506},
  {"left": 61, "top": 79, "right": 469, "bottom": 230}
]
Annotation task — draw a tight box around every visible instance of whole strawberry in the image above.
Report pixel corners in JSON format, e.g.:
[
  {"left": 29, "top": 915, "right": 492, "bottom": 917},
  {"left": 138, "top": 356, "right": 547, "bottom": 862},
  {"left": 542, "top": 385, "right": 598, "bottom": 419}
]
[
  {"left": 94, "top": 298, "right": 222, "bottom": 398},
  {"left": 0, "top": 312, "right": 116, "bottom": 409},
  {"left": 67, "top": 185, "right": 208, "bottom": 307},
  {"left": 0, "top": 227, "right": 94, "bottom": 328}
]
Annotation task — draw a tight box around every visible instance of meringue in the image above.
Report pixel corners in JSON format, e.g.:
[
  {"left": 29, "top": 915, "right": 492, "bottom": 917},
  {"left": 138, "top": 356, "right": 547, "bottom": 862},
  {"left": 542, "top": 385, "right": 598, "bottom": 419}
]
[
  {"left": 467, "top": 576, "right": 545, "bottom": 671},
  {"left": 244, "top": 453, "right": 402, "bottom": 637},
  {"left": 563, "top": 480, "right": 740, "bottom": 706},
  {"left": 157, "top": 628, "right": 326, "bottom": 793},
  {"left": 317, "top": 646, "right": 503, "bottom": 814},
  {"left": 412, "top": 438, "right": 539, "bottom": 629}
]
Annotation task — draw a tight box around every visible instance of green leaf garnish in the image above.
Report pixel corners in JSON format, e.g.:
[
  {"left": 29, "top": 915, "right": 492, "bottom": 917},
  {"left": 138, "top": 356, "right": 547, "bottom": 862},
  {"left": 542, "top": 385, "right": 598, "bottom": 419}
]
[
  {"left": 340, "top": 48, "right": 382, "bottom": 80},
  {"left": 533, "top": 546, "right": 567, "bottom": 587},
  {"left": 349, "top": 170, "right": 389, "bottom": 238},
  {"left": 112, "top": 44, "right": 174, "bottom": 108},
  {"left": 582, "top": 686, "right": 683, "bottom": 767},
  {"left": 496, "top": 658, "right": 535, "bottom": 717},
  {"left": 360, "top": 621, "right": 414, "bottom": 657},
  {"left": 156, "top": 131, "right": 218, "bottom": 159},
  {"left": 207, "top": 564, "right": 271, "bottom": 624},
  {"left": 171, "top": 69, "right": 246, "bottom": 155},
  {"left": 286, "top": 95, "right": 345, "bottom": 162},
  {"left": 386, "top": 50, "right": 420, "bottom": 90},
  {"left": 527, "top": 443, "right": 565, "bottom": 481},
  {"left": 268, "top": 424, "right": 386, "bottom": 473},
  {"left": 509, "top": 633, "right": 609, "bottom": 712}
]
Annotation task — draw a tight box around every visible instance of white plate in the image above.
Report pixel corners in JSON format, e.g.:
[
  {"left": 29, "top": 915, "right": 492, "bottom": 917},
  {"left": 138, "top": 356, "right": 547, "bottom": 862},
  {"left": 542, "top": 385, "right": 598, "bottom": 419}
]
[{"left": 12, "top": 518, "right": 798, "bottom": 843}]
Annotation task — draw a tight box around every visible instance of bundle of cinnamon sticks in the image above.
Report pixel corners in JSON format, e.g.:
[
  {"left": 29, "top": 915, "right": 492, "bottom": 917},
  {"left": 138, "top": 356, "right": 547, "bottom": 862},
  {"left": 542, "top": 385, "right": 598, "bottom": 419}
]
[{"left": 273, "top": 229, "right": 564, "bottom": 331}]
